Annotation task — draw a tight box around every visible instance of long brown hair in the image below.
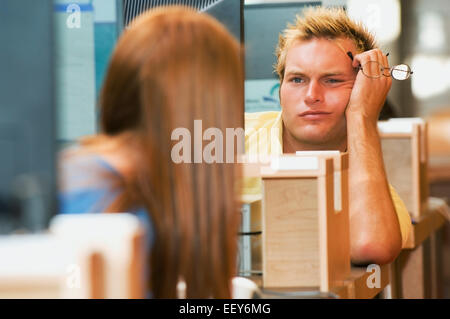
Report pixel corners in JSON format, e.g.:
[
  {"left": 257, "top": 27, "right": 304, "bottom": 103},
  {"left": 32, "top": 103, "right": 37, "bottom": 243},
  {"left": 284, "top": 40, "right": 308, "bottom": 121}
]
[{"left": 90, "top": 6, "right": 244, "bottom": 298}]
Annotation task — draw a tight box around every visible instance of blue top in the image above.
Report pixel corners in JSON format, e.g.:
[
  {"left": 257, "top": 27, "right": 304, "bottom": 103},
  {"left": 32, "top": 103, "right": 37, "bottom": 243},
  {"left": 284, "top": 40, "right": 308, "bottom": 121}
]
[{"left": 58, "top": 146, "right": 155, "bottom": 249}]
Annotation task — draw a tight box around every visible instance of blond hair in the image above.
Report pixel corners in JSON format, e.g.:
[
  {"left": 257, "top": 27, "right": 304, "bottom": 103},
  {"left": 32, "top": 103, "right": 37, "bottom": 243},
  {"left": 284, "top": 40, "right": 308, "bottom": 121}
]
[{"left": 275, "top": 6, "right": 377, "bottom": 80}]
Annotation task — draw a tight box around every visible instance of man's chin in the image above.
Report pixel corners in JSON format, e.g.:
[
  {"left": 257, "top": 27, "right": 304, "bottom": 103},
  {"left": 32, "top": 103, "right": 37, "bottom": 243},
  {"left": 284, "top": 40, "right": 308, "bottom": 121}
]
[
  {"left": 294, "top": 124, "right": 346, "bottom": 145},
  {"left": 295, "top": 133, "right": 331, "bottom": 146}
]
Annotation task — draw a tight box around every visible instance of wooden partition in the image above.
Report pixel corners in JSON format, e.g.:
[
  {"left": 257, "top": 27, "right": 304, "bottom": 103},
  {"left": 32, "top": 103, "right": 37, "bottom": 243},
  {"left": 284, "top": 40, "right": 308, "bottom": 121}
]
[
  {"left": 391, "top": 198, "right": 447, "bottom": 298},
  {"left": 0, "top": 234, "right": 103, "bottom": 298},
  {"left": 243, "top": 152, "right": 350, "bottom": 293},
  {"left": 378, "top": 118, "right": 450, "bottom": 299},
  {"left": 49, "top": 214, "right": 146, "bottom": 299},
  {"left": 0, "top": 214, "right": 146, "bottom": 299},
  {"left": 378, "top": 118, "right": 428, "bottom": 220}
]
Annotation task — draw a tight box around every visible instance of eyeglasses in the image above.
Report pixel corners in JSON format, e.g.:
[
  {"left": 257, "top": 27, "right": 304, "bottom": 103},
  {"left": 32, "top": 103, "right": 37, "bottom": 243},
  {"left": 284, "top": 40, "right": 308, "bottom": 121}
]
[
  {"left": 347, "top": 52, "right": 413, "bottom": 80},
  {"left": 356, "top": 61, "right": 413, "bottom": 80}
]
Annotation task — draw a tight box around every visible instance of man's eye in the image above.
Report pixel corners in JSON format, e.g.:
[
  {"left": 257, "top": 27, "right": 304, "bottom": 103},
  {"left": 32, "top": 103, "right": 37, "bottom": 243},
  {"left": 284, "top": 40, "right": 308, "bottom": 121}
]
[
  {"left": 325, "top": 78, "right": 342, "bottom": 84},
  {"left": 291, "top": 77, "right": 304, "bottom": 83}
]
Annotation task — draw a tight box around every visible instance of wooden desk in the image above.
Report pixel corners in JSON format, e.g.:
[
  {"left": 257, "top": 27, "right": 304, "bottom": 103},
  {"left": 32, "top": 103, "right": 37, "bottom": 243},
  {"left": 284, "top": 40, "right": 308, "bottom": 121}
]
[
  {"left": 387, "top": 198, "right": 448, "bottom": 298},
  {"left": 344, "top": 264, "right": 390, "bottom": 299},
  {"left": 404, "top": 199, "right": 447, "bottom": 249},
  {"left": 428, "top": 156, "right": 450, "bottom": 183},
  {"left": 246, "top": 264, "right": 389, "bottom": 299}
]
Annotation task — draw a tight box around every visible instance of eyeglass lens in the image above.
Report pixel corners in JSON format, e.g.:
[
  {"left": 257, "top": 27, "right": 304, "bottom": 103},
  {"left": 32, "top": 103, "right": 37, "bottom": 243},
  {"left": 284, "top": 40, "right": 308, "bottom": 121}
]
[{"left": 391, "top": 64, "right": 411, "bottom": 80}]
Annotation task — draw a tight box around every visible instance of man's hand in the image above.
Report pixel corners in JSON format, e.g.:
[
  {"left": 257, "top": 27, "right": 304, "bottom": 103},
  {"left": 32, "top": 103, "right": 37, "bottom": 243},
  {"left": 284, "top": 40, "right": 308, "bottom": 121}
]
[
  {"left": 346, "top": 49, "right": 392, "bottom": 123},
  {"left": 345, "top": 48, "right": 402, "bottom": 265}
]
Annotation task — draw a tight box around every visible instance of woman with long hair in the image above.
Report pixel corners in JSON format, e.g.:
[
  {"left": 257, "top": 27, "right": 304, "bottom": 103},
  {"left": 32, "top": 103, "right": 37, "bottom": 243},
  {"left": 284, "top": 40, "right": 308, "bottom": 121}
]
[{"left": 59, "top": 6, "right": 244, "bottom": 298}]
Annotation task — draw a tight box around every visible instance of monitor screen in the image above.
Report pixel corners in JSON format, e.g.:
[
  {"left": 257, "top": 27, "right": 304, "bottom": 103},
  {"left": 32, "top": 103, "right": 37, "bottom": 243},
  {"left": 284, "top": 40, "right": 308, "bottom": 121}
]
[
  {"left": 0, "top": 0, "right": 56, "bottom": 234},
  {"left": 122, "top": 0, "right": 243, "bottom": 42}
]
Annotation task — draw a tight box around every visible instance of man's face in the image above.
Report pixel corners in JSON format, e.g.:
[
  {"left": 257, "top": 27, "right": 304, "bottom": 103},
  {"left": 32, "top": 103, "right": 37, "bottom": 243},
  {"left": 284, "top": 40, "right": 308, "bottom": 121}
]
[{"left": 280, "top": 37, "right": 357, "bottom": 148}]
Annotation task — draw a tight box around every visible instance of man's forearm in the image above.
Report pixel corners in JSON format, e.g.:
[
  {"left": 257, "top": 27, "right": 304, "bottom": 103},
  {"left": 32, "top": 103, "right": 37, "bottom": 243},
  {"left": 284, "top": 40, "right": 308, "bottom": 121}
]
[{"left": 347, "top": 114, "right": 402, "bottom": 265}]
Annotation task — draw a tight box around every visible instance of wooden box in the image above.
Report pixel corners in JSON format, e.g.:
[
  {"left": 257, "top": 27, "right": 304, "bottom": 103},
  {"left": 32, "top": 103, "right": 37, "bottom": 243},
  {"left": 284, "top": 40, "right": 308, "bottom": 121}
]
[
  {"left": 251, "top": 152, "right": 350, "bottom": 292},
  {"left": 0, "top": 234, "right": 102, "bottom": 298},
  {"left": 0, "top": 213, "right": 146, "bottom": 299},
  {"left": 378, "top": 118, "right": 428, "bottom": 219},
  {"left": 49, "top": 213, "right": 146, "bottom": 298}
]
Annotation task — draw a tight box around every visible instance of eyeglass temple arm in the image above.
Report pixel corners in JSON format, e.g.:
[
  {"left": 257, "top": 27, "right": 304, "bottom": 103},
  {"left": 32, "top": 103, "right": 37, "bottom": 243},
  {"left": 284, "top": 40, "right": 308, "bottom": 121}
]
[
  {"left": 347, "top": 52, "right": 364, "bottom": 72},
  {"left": 347, "top": 51, "right": 354, "bottom": 61},
  {"left": 347, "top": 51, "right": 390, "bottom": 60},
  {"left": 347, "top": 51, "right": 363, "bottom": 69}
]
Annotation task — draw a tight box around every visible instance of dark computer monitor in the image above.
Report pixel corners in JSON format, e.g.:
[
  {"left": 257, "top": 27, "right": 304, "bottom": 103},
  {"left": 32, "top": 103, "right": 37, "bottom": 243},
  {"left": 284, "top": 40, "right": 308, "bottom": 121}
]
[
  {"left": 122, "top": 0, "right": 243, "bottom": 43},
  {"left": 244, "top": 1, "right": 321, "bottom": 80},
  {"left": 0, "top": 0, "right": 56, "bottom": 234},
  {"left": 121, "top": 0, "right": 244, "bottom": 127}
]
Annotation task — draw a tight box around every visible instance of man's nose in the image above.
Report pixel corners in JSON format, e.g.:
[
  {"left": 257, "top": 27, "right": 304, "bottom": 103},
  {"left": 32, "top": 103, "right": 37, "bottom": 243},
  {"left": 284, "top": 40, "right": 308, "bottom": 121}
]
[{"left": 305, "top": 80, "right": 323, "bottom": 105}]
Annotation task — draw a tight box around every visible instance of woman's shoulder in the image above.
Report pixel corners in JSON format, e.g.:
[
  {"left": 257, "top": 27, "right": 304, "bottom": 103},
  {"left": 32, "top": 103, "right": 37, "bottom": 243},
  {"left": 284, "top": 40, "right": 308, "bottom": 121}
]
[
  {"left": 59, "top": 143, "right": 120, "bottom": 187},
  {"left": 58, "top": 142, "right": 122, "bottom": 214}
]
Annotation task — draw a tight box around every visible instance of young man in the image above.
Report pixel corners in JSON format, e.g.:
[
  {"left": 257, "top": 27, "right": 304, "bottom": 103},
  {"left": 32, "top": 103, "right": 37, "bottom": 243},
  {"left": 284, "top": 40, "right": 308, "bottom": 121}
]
[{"left": 244, "top": 7, "right": 412, "bottom": 265}]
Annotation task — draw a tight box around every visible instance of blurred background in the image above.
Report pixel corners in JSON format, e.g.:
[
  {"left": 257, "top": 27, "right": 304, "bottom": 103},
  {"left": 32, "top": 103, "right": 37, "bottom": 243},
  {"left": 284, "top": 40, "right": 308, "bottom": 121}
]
[{"left": 0, "top": 0, "right": 448, "bottom": 297}]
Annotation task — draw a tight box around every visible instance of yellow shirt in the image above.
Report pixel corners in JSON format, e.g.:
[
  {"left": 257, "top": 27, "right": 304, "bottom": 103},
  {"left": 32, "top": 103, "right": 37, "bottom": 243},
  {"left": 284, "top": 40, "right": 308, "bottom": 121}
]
[{"left": 244, "top": 111, "right": 412, "bottom": 248}]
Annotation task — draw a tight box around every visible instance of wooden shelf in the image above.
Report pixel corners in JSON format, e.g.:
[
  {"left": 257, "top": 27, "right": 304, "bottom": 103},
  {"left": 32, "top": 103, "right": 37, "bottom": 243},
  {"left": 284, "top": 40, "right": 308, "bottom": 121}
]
[
  {"left": 343, "top": 264, "right": 390, "bottom": 299},
  {"left": 245, "top": 264, "right": 390, "bottom": 299},
  {"left": 405, "top": 198, "right": 448, "bottom": 249}
]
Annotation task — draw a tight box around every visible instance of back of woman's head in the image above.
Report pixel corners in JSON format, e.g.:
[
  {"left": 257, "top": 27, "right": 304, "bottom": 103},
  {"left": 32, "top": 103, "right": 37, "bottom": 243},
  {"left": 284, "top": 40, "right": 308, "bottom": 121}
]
[
  {"left": 101, "top": 6, "right": 242, "bottom": 136},
  {"left": 99, "top": 6, "right": 244, "bottom": 298}
]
